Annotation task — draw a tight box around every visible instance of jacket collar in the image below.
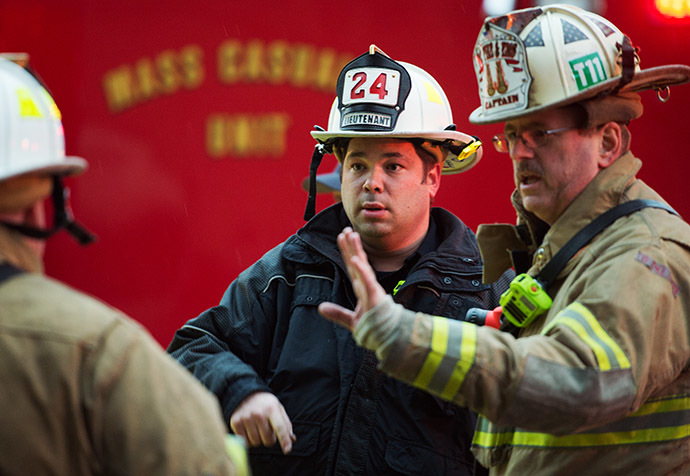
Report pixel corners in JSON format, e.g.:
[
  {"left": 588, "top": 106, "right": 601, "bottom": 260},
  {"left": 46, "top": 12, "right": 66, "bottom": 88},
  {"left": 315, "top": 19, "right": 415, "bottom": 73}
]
[{"left": 286, "top": 203, "right": 481, "bottom": 273}]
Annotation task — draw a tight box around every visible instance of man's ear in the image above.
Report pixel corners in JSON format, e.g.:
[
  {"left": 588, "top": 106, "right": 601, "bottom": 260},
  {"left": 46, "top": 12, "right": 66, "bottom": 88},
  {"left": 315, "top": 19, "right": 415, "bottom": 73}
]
[
  {"left": 598, "top": 121, "right": 623, "bottom": 168},
  {"left": 427, "top": 162, "right": 442, "bottom": 202}
]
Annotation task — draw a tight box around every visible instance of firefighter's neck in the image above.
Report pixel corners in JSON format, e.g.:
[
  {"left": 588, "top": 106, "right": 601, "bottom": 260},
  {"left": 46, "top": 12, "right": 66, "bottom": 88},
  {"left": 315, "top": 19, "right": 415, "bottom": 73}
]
[{"left": 361, "top": 234, "right": 424, "bottom": 273}]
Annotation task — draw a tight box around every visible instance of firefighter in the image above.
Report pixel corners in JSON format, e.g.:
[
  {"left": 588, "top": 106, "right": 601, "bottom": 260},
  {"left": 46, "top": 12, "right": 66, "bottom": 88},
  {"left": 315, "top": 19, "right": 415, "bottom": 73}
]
[
  {"left": 168, "top": 45, "right": 512, "bottom": 475},
  {"left": 318, "top": 5, "right": 690, "bottom": 475},
  {"left": 0, "top": 55, "right": 248, "bottom": 476}
]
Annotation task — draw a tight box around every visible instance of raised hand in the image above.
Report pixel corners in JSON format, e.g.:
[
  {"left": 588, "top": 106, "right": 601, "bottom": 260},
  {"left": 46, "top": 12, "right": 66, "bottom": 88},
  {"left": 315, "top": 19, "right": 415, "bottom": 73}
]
[{"left": 318, "top": 227, "right": 387, "bottom": 330}]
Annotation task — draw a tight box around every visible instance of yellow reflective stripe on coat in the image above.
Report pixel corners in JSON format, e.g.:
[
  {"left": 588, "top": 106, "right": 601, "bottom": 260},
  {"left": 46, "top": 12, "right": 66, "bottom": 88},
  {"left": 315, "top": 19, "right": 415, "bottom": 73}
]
[
  {"left": 412, "top": 316, "right": 477, "bottom": 400},
  {"left": 542, "top": 302, "right": 631, "bottom": 370},
  {"left": 473, "top": 394, "right": 690, "bottom": 449}
]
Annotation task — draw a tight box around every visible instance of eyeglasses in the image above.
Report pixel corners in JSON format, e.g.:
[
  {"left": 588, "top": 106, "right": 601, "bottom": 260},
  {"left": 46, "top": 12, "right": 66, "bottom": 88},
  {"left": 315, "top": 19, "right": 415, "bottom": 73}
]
[{"left": 492, "top": 125, "right": 579, "bottom": 153}]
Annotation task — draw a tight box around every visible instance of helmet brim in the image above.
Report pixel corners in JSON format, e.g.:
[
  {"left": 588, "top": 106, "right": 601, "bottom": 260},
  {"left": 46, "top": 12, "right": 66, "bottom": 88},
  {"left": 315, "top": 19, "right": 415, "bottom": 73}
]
[
  {"left": 2, "top": 156, "right": 87, "bottom": 182},
  {"left": 470, "top": 64, "right": 690, "bottom": 125},
  {"left": 310, "top": 129, "right": 482, "bottom": 175},
  {"left": 310, "top": 129, "right": 476, "bottom": 144},
  {"left": 301, "top": 175, "right": 340, "bottom": 194},
  {"left": 301, "top": 164, "right": 341, "bottom": 193}
]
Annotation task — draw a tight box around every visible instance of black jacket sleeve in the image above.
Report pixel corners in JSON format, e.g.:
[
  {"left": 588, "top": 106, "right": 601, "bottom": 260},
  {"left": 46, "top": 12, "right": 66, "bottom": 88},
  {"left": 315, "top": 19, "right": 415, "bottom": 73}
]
[{"left": 167, "top": 245, "right": 287, "bottom": 424}]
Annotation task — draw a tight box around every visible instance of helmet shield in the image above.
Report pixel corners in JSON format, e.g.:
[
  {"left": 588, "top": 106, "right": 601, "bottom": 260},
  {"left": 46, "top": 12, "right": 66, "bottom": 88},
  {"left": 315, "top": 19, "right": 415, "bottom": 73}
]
[
  {"left": 336, "top": 49, "right": 412, "bottom": 132},
  {"left": 470, "top": 4, "right": 690, "bottom": 124},
  {"left": 472, "top": 11, "right": 537, "bottom": 121}
]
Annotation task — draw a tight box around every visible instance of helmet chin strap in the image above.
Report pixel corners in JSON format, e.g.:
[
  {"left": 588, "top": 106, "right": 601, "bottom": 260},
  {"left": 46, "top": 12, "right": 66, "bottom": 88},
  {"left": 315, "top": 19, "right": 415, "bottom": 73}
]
[
  {"left": 303, "top": 141, "right": 329, "bottom": 221},
  {"left": 0, "top": 176, "right": 96, "bottom": 245}
]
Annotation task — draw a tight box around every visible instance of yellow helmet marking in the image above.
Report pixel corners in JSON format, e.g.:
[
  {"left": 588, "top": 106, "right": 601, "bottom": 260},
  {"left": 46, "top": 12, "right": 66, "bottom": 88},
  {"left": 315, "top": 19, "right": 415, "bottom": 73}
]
[
  {"left": 16, "top": 88, "right": 43, "bottom": 117},
  {"left": 423, "top": 80, "right": 443, "bottom": 105}
]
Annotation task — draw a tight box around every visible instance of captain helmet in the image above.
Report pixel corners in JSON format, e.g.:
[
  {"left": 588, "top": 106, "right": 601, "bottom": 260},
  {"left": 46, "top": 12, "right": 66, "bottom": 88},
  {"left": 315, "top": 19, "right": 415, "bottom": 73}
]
[{"left": 470, "top": 4, "right": 690, "bottom": 124}]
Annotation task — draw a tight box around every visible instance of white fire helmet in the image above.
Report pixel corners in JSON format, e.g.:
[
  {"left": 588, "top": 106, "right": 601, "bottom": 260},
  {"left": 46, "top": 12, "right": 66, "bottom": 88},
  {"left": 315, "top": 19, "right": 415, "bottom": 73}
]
[
  {"left": 311, "top": 45, "right": 483, "bottom": 175},
  {"left": 0, "top": 54, "right": 94, "bottom": 245},
  {"left": 0, "top": 54, "right": 86, "bottom": 183},
  {"left": 470, "top": 4, "right": 690, "bottom": 124}
]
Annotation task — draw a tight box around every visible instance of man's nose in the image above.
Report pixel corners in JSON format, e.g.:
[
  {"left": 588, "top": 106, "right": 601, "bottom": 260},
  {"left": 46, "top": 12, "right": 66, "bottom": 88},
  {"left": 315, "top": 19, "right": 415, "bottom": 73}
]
[{"left": 363, "top": 167, "right": 384, "bottom": 192}]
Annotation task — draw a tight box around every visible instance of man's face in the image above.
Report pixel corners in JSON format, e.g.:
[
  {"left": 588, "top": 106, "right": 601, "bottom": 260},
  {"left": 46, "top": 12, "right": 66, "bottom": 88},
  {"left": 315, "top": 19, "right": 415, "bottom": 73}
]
[
  {"left": 341, "top": 137, "right": 441, "bottom": 252},
  {"left": 506, "top": 107, "right": 601, "bottom": 225},
  {"left": 0, "top": 173, "right": 52, "bottom": 258}
]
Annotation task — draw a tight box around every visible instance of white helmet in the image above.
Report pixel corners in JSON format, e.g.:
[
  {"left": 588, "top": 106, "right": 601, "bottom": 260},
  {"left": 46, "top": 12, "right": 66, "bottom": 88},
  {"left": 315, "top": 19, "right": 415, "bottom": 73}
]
[
  {"left": 470, "top": 4, "right": 690, "bottom": 124},
  {"left": 0, "top": 54, "right": 94, "bottom": 245},
  {"left": 0, "top": 54, "right": 86, "bottom": 182},
  {"left": 311, "top": 45, "right": 482, "bottom": 175}
]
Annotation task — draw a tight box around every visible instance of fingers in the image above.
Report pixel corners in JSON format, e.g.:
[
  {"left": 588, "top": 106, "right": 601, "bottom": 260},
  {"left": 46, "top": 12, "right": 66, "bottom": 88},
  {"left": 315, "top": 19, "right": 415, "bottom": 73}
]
[
  {"left": 230, "top": 414, "right": 264, "bottom": 448},
  {"left": 350, "top": 253, "right": 386, "bottom": 310},
  {"left": 349, "top": 229, "right": 367, "bottom": 262},
  {"left": 337, "top": 229, "right": 360, "bottom": 281},
  {"left": 336, "top": 227, "right": 386, "bottom": 314},
  {"left": 338, "top": 228, "right": 368, "bottom": 289},
  {"left": 318, "top": 302, "right": 358, "bottom": 331},
  {"left": 230, "top": 392, "right": 296, "bottom": 454},
  {"left": 270, "top": 403, "right": 297, "bottom": 454},
  {"left": 342, "top": 229, "right": 369, "bottom": 277}
]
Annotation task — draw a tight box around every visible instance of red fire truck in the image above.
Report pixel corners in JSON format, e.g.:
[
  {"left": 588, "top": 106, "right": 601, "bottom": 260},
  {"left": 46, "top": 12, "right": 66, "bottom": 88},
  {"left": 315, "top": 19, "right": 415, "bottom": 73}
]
[{"left": 1, "top": 0, "right": 688, "bottom": 345}]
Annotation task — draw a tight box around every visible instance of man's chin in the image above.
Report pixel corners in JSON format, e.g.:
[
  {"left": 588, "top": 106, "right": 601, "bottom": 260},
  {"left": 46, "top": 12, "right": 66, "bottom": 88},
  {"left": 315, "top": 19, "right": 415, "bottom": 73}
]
[
  {"left": 521, "top": 196, "right": 542, "bottom": 215},
  {"left": 352, "top": 222, "right": 390, "bottom": 240},
  {"left": 521, "top": 197, "right": 554, "bottom": 223}
]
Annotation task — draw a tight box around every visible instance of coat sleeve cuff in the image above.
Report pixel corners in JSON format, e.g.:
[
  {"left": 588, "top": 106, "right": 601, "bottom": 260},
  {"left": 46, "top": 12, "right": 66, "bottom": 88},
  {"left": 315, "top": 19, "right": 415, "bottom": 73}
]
[{"left": 353, "top": 294, "right": 410, "bottom": 363}]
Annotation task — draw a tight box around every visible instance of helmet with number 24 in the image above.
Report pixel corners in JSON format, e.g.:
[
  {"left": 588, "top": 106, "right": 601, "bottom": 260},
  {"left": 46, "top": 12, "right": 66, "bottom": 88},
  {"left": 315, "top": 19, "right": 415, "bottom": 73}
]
[{"left": 311, "top": 45, "right": 482, "bottom": 175}]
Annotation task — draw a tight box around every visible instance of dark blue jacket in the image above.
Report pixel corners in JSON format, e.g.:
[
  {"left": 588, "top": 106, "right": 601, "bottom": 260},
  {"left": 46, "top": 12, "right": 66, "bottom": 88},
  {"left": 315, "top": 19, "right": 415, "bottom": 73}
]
[{"left": 168, "top": 204, "right": 511, "bottom": 475}]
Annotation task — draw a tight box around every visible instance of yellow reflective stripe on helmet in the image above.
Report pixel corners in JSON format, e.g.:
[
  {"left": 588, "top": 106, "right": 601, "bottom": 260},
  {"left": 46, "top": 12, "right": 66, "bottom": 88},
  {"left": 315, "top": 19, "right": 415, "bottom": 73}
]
[
  {"left": 473, "top": 394, "right": 690, "bottom": 449},
  {"left": 412, "top": 317, "right": 477, "bottom": 398},
  {"left": 542, "top": 302, "right": 631, "bottom": 370},
  {"left": 422, "top": 80, "right": 443, "bottom": 105},
  {"left": 16, "top": 88, "right": 42, "bottom": 117},
  {"left": 457, "top": 139, "right": 482, "bottom": 161}
]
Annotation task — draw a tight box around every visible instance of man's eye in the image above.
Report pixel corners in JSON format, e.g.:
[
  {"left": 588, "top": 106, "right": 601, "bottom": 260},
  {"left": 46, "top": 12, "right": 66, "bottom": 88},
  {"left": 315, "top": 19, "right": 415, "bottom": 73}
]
[
  {"left": 505, "top": 131, "right": 517, "bottom": 141},
  {"left": 531, "top": 130, "right": 547, "bottom": 141}
]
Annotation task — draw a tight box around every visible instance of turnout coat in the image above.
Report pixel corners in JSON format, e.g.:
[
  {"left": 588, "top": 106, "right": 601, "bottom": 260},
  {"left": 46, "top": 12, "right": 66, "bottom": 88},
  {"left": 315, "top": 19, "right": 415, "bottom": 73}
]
[{"left": 351, "top": 153, "right": 690, "bottom": 475}]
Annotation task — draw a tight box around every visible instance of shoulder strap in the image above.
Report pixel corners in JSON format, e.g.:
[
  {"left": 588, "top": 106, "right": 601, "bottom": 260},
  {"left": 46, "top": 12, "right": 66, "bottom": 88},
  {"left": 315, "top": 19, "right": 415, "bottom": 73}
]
[
  {"left": 537, "top": 199, "right": 678, "bottom": 289},
  {"left": 0, "top": 261, "right": 24, "bottom": 284}
]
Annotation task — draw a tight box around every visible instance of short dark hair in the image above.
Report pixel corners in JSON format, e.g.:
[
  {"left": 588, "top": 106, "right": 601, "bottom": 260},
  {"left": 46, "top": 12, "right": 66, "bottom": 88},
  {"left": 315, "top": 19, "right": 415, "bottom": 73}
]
[
  {"left": 567, "top": 103, "right": 590, "bottom": 130},
  {"left": 410, "top": 140, "right": 439, "bottom": 178}
]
